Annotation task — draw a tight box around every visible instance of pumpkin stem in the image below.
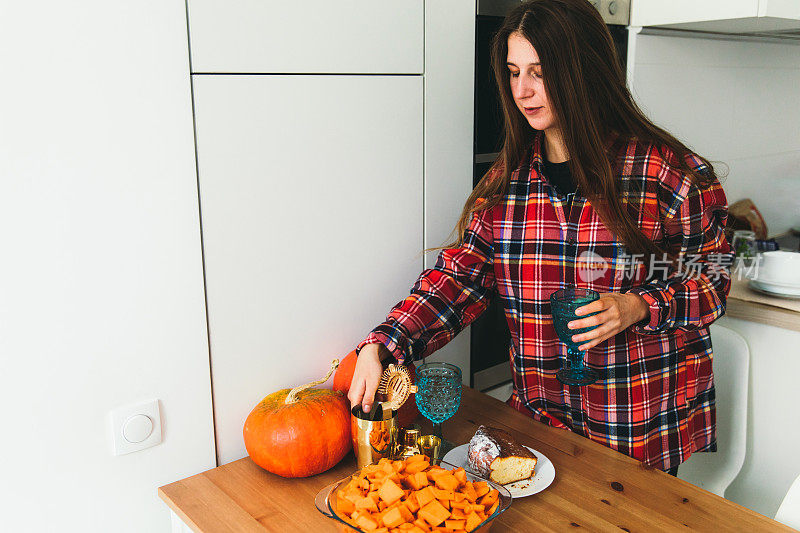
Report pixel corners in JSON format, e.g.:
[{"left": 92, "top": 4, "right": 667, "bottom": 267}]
[{"left": 285, "top": 358, "right": 340, "bottom": 404}]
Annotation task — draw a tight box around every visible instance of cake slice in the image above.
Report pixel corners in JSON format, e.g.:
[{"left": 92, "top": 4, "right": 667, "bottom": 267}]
[{"left": 466, "top": 425, "right": 537, "bottom": 485}]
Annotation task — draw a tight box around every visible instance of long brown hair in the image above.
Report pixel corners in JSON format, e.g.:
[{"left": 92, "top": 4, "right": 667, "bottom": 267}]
[{"left": 437, "top": 0, "right": 718, "bottom": 256}]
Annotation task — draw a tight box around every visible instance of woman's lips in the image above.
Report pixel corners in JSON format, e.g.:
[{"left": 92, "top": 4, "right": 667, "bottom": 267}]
[{"left": 524, "top": 106, "right": 543, "bottom": 115}]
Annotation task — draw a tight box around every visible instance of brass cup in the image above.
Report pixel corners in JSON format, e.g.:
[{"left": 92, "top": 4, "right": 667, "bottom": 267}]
[
  {"left": 394, "top": 426, "right": 422, "bottom": 460},
  {"left": 350, "top": 405, "right": 398, "bottom": 469},
  {"left": 417, "top": 434, "right": 442, "bottom": 465}
]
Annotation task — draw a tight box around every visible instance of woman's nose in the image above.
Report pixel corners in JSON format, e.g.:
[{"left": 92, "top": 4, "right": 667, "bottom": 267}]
[{"left": 512, "top": 75, "right": 535, "bottom": 99}]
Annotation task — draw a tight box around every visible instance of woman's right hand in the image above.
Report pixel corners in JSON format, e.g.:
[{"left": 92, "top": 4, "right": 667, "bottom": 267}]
[{"left": 347, "top": 343, "right": 389, "bottom": 414}]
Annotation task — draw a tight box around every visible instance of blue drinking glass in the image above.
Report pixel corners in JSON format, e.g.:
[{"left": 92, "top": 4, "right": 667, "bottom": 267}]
[
  {"left": 415, "top": 362, "right": 462, "bottom": 455},
  {"left": 550, "top": 287, "right": 600, "bottom": 386}
]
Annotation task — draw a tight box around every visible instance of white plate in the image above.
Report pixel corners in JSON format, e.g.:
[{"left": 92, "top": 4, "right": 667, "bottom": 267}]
[
  {"left": 752, "top": 275, "right": 800, "bottom": 291},
  {"left": 750, "top": 279, "right": 800, "bottom": 299},
  {"left": 442, "top": 443, "right": 555, "bottom": 498}
]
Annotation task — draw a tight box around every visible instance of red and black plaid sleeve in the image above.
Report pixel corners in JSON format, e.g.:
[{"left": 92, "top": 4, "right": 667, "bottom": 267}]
[
  {"left": 356, "top": 205, "right": 496, "bottom": 363},
  {"left": 627, "top": 152, "right": 732, "bottom": 334}
]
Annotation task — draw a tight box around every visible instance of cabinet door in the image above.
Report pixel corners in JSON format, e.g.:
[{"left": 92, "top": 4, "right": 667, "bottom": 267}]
[
  {"left": 193, "top": 75, "right": 423, "bottom": 464},
  {"left": 187, "top": 0, "right": 424, "bottom": 74},
  {"left": 631, "top": 0, "right": 758, "bottom": 27}
]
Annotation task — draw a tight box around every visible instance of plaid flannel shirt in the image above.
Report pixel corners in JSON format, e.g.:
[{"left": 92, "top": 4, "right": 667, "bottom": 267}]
[{"left": 357, "top": 131, "right": 731, "bottom": 470}]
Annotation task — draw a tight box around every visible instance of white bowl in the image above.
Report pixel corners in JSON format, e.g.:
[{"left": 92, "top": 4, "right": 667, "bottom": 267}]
[{"left": 753, "top": 250, "right": 800, "bottom": 287}]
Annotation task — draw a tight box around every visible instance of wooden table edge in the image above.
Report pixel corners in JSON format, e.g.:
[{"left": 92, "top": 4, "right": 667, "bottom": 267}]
[{"left": 158, "top": 484, "right": 203, "bottom": 533}]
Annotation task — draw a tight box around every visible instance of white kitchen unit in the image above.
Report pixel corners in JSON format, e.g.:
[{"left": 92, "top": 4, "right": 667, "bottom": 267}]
[
  {"left": 186, "top": 0, "right": 424, "bottom": 73},
  {"left": 717, "top": 317, "right": 800, "bottom": 518},
  {"left": 418, "top": 0, "right": 476, "bottom": 374},
  {"left": 631, "top": 0, "right": 800, "bottom": 34},
  {"left": 192, "top": 74, "right": 424, "bottom": 464}
]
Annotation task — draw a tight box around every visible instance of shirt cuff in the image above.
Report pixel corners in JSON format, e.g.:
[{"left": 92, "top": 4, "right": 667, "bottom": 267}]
[
  {"left": 356, "top": 331, "right": 405, "bottom": 363},
  {"left": 626, "top": 284, "right": 672, "bottom": 334}
]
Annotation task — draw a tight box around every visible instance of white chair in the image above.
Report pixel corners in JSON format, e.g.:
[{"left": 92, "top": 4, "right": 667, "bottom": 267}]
[
  {"left": 775, "top": 473, "right": 800, "bottom": 529},
  {"left": 677, "top": 324, "right": 749, "bottom": 498}
]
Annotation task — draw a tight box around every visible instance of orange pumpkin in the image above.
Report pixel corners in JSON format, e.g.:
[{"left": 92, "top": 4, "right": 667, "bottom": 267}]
[
  {"left": 243, "top": 360, "right": 351, "bottom": 478},
  {"left": 333, "top": 349, "right": 420, "bottom": 428},
  {"left": 332, "top": 349, "right": 358, "bottom": 393}
]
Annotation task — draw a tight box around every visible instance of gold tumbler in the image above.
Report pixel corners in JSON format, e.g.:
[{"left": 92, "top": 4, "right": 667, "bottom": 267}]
[
  {"left": 351, "top": 405, "right": 398, "bottom": 469},
  {"left": 394, "top": 427, "right": 422, "bottom": 460},
  {"left": 417, "top": 435, "right": 442, "bottom": 465}
]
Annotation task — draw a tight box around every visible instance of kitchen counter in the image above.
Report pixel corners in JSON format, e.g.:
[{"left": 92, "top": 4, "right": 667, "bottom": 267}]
[
  {"left": 726, "top": 275, "right": 800, "bottom": 334},
  {"left": 158, "top": 387, "right": 790, "bottom": 532},
  {"left": 725, "top": 231, "right": 800, "bottom": 333}
]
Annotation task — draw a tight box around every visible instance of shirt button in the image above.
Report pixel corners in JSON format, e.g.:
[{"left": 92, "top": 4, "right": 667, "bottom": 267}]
[{"left": 567, "top": 238, "right": 576, "bottom": 245}]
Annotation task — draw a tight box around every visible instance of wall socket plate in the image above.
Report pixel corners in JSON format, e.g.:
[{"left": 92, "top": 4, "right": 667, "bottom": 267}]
[{"left": 110, "top": 399, "right": 162, "bottom": 456}]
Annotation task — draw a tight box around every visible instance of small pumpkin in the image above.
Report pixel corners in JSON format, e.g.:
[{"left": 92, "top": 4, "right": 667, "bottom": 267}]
[
  {"left": 332, "top": 349, "right": 358, "bottom": 393},
  {"left": 243, "top": 360, "right": 351, "bottom": 478},
  {"left": 333, "top": 349, "right": 420, "bottom": 428}
]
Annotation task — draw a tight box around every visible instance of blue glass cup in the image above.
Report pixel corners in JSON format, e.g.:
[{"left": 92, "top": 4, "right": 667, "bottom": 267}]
[
  {"left": 550, "top": 287, "right": 600, "bottom": 386},
  {"left": 415, "top": 362, "right": 462, "bottom": 455}
]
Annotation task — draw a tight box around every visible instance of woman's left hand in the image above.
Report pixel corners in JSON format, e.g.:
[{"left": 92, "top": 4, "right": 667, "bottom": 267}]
[{"left": 569, "top": 293, "right": 650, "bottom": 351}]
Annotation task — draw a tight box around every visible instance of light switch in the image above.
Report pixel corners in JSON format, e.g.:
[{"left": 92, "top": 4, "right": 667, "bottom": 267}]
[
  {"left": 123, "top": 414, "right": 154, "bottom": 443},
  {"left": 110, "top": 399, "right": 162, "bottom": 455}
]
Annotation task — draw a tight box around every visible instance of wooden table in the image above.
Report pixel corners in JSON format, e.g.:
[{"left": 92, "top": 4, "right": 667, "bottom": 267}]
[{"left": 159, "top": 387, "right": 790, "bottom": 532}]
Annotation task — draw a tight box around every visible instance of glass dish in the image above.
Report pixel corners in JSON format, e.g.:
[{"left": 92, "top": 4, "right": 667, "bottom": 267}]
[{"left": 314, "top": 459, "right": 513, "bottom": 532}]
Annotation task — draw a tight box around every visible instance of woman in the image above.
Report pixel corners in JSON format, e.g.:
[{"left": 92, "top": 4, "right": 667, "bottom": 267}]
[{"left": 349, "top": 0, "right": 731, "bottom": 474}]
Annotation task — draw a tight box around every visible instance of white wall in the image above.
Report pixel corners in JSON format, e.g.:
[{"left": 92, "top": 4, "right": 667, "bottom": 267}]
[
  {"left": 630, "top": 33, "right": 800, "bottom": 235},
  {"left": 0, "top": 2, "right": 216, "bottom": 531}
]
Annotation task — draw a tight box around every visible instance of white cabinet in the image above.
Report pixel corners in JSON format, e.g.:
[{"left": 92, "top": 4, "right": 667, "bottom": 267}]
[
  {"left": 192, "top": 74, "right": 424, "bottom": 464},
  {"left": 187, "top": 0, "right": 424, "bottom": 73},
  {"left": 189, "top": 0, "right": 477, "bottom": 465},
  {"left": 717, "top": 317, "right": 800, "bottom": 517},
  {"left": 631, "top": 0, "right": 800, "bottom": 33}
]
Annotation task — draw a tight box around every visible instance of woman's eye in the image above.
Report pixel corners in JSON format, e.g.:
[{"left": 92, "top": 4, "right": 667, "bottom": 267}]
[{"left": 509, "top": 71, "right": 541, "bottom": 80}]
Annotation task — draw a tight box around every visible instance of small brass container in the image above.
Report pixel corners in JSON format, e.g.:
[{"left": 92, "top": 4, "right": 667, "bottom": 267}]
[
  {"left": 350, "top": 405, "right": 398, "bottom": 469},
  {"left": 394, "top": 427, "right": 422, "bottom": 460},
  {"left": 417, "top": 434, "right": 442, "bottom": 465}
]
